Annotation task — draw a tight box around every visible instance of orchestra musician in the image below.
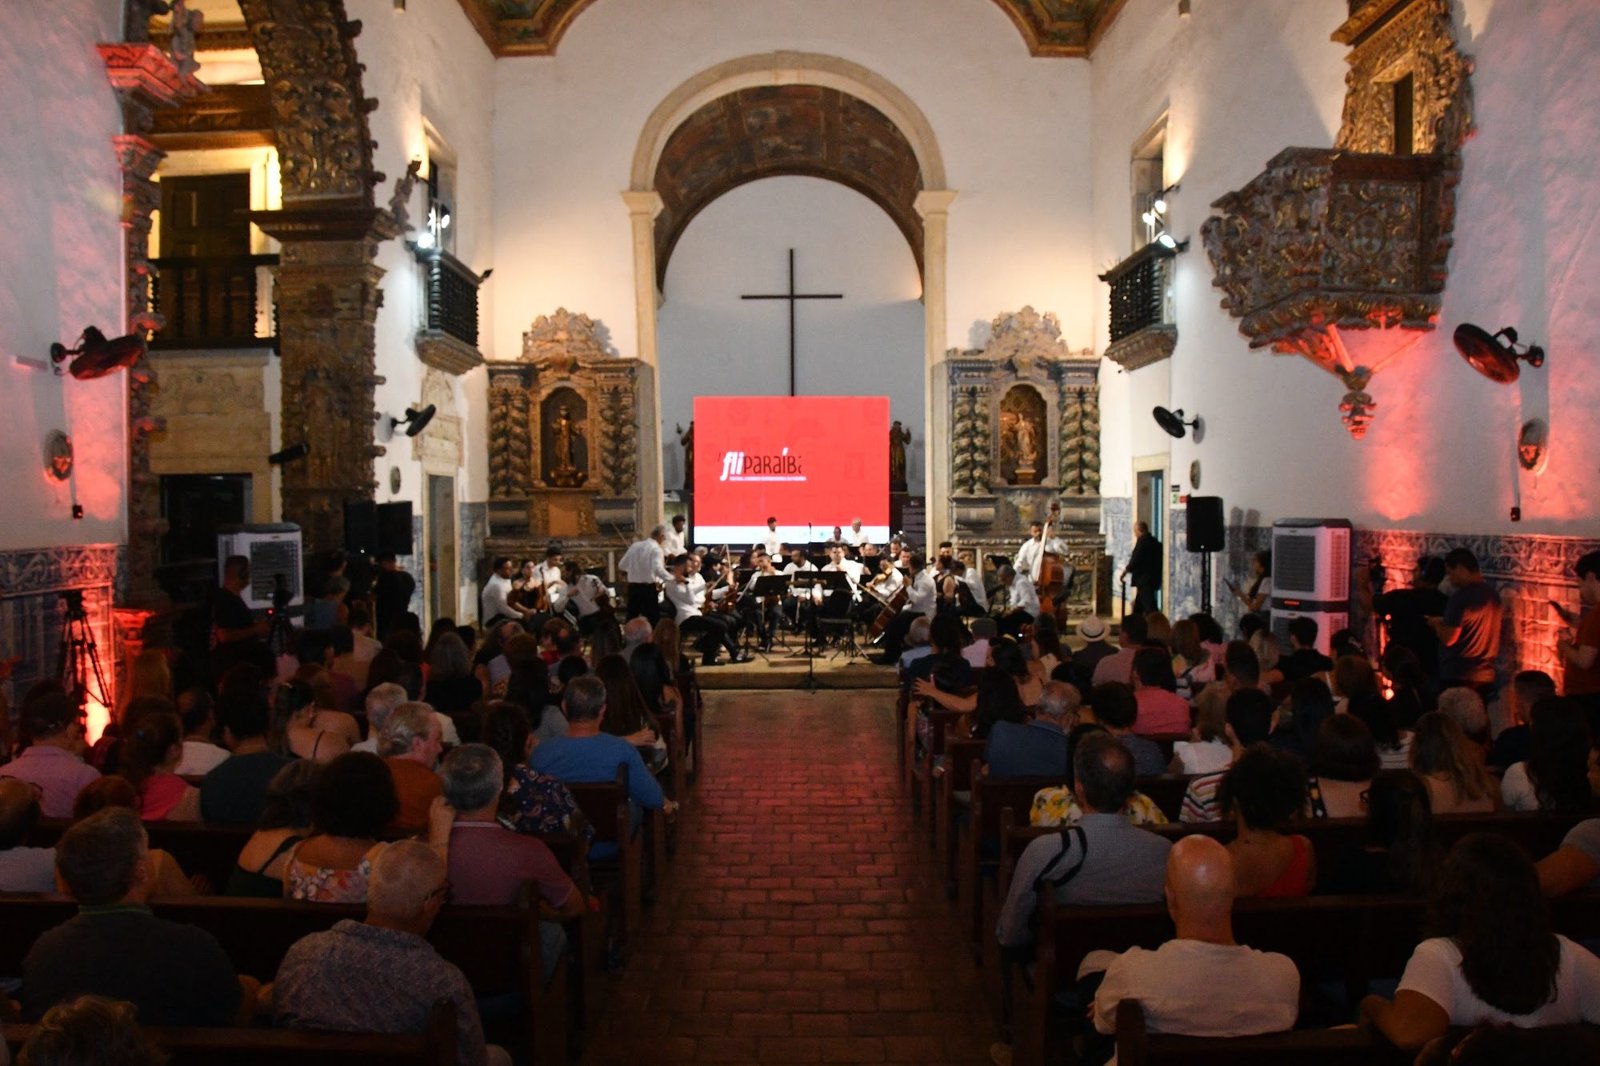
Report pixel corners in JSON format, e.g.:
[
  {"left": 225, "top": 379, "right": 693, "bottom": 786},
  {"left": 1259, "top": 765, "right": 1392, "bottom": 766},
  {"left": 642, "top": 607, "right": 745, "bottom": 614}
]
[
  {"left": 992, "top": 563, "right": 1039, "bottom": 637},
  {"left": 481, "top": 557, "right": 527, "bottom": 627},
  {"left": 739, "top": 549, "right": 785, "bottom": 651},
  {"left": 538, "top": 545, "right": 570, "bottom": 621},
  {"left": 562, "top": 560, "right": 610, "bottom": 636},
  {"left": 820, "top": 541, "right": 868, "bottom": 633},
  {"left": 760, "top": 516, "right": 784, "bottom": 559},
  {"left": 843, "top": 518, "right": 870, "bottom": 550},
  {"left": 873, "top": 549, "right": 936, "bottom": 663},
  {"left": 938, "top": 559, "right": 986, "bottom": 619},
  {"left": 663, "top": 513, "right": 688, "bottom": 557},
  {"left": 664, "top": 553, "right": 748, "bottom": 666},
  {"left": 618, "top": 526, "right": 672, "bottom": 624}
]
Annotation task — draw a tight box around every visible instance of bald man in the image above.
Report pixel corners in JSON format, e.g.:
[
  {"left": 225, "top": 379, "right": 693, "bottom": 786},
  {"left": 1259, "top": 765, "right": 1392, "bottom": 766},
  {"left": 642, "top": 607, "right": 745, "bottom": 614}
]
[
  {"left": 1082, "top": 836, "right": 1299, "bottom": 1041},
  {"left": 0, "top": 778, "right": 56, "bottom": 892}
]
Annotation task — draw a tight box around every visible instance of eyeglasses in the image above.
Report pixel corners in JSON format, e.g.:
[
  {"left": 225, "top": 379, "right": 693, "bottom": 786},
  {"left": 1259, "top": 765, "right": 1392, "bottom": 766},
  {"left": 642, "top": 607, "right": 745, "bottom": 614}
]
[{"left": 426, "top": 878, "right": 452, "bottom": 904}]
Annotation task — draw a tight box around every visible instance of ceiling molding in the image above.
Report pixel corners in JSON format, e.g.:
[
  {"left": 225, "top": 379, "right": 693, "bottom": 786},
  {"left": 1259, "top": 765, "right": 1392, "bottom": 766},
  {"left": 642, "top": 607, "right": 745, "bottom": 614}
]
[{"left": 452, "top": 0, "right": 1124, "bottom": 58}]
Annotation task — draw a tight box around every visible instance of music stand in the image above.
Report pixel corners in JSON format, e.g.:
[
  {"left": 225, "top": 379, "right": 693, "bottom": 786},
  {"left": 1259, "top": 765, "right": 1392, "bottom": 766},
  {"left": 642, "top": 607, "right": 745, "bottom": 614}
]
[
  {"left": 747, "top": 574, "right": 791, "bottom": 657},
  {"left": 788, "top": 571, "right": 847, "bottom": 691}
]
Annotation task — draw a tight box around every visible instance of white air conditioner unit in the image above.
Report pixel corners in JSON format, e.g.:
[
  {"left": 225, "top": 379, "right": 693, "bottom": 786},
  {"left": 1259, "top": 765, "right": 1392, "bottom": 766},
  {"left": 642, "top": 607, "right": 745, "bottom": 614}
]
[
  {"left": 217, "top": 523, "right": 303, "bottom": 610},
  {"left": 1269, "top": 519, "right": 1352, "bottom": 657}
]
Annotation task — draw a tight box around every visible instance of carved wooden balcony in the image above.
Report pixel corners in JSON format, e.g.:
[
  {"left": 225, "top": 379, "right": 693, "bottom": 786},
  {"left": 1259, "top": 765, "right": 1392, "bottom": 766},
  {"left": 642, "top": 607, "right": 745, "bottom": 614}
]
[
  {"left": 149, "top": 254, "right": 278, "bottom": 349},
  {"left": 1098, "top": 241, "right": 1177, "bottom": 372},
  {"left": 1202, "top": 147, "right": 1457, "bottom": 357},
  {"left": 414, "top": 248, "right": 485, "bottom": 375}
]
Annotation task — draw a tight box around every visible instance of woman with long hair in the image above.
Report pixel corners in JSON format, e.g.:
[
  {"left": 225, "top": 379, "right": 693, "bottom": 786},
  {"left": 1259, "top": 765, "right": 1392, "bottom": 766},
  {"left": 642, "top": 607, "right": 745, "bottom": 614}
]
[
  {"left": 1319, "top": 769, "right": 1442, "bottom": 896},
  {"left": 1410, "top": 712, "right": 1496, "bottom": 814},
  {"left": 1228, "top": 550, "right": 1273, "bottom": 616},
  {"left": 592, "top": 653, "right": 664, "bottom": 759},
  {"left": 1502, "top": 697, "right": 1596, "bottom": 812},
  {"left": 423, "top": 631, "right": 483, "bottom": 717},
  {"left": 1362, "top": 833, "right": 1600, "bottom": 1049},
  {"left": 268, "top": 680, "right": 351, "bottom": 764},
  {"left": 1307, "top": 712, "right": 1381, "bottom": 819},
  {"left": 1269, "top": 676, "right": 1336, "bottom": 761},
  {"left": 971, "top": 665, "right": 1028, "bottom": 741},
  {"left": 119, "top": 707, "right": 200, "bottom": 821},
  {"left": 652, "top": 617, "right": 686, "bottom": 676},
  {"left": 1170, "top": 619, "right": 1215, "bottom": 703},
  {"left": 227, "top": 760, "right": 319, "bottom": 897},
  {"left": 1219, "top": 744, "right": 1316, "bottom": 897},
  {"left": 1339, "top": 655, "right": 1410, "bottom": 769},
  {"left": 479, "top": 699, "right": 585, "bottom": 838}
]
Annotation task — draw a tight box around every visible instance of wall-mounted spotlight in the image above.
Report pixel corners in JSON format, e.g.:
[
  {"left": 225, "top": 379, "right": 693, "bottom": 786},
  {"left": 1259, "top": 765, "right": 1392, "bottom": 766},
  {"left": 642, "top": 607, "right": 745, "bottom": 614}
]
[
  {"left": 49, "top": 327, "right": 146, "bottom": 380},
  {"left": 269, "top": 442, "right": 311, "bottom": 465},
  {"left": 376, "top": 405, "right": 436, "bottom": 443},
  {"left": 1156, "top": 233, "right": 1190, "bottom": 252},
  {"left": 1153, "top": 406, "right": 1203, "bottom": 441},
  {"left": 415, "top": 204, "right": 451, "bottom": 251},
  {"left": 1452, "top": 323, "right": 1545, "bottom": 384}
]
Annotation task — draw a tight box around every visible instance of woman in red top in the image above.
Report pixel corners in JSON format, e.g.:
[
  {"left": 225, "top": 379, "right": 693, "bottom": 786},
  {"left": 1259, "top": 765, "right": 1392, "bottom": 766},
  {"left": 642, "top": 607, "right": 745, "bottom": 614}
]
[{"left": 1220, "top": 744, "right": 1317, "bottom": 897}]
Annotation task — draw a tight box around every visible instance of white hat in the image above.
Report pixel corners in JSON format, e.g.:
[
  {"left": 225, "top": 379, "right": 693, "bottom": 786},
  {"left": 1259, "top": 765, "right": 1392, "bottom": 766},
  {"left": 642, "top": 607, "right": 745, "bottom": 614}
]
[{"left": 1077, "top": 615, "right": 1107, "bottom": 641}]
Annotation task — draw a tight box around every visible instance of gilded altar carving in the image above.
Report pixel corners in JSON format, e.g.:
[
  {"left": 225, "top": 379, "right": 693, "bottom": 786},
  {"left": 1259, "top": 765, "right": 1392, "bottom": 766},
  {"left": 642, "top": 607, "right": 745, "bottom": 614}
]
[
  {"left": 951, "top": 386, "right": 991, "bottom": 496},
  {"left": 486, "top": 310, "right": 651, "bottom": 537},
  {"left": 1334, "top": 0, "right": 1474, "bottom": 156},
  {"left": 1201, "top": 0, "right": 1471, "bottom": 439},
  {"left": 238, "top": 0, "right": 379, "bottom": 205},
  {"left": 1059, "top": 382, "right": 1100, "bottom": 497},
  {"left": 1000, "top": 385, "right": 1046, "bottom": 486}
]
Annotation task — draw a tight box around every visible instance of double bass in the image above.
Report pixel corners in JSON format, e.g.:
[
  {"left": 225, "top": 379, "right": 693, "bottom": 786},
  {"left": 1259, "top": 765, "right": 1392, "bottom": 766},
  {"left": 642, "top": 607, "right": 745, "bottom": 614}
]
[{"left": 1036, "top": 502, "right": 1068, "bottom": 622}]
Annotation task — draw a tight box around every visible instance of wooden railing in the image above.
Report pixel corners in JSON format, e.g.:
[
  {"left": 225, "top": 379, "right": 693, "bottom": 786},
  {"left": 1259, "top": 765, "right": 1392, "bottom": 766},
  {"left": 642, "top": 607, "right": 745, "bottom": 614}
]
[
  {"left": 420, "top": 248, "right": 482, "bottom": 347},
  {"left": 150, "top": 253, "right": 278, "bottom": 349},
  {"left": 1100, "top": 241, "right": 1175, "bottom": 343}
]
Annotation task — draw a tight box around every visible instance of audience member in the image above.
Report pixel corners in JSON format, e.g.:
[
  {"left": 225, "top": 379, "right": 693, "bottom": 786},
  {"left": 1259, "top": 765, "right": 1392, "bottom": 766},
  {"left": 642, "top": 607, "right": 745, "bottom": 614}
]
[
  {"left": 1410, "top": 712, "right": 1496, "bottom": 814},
  {"left": 21, "top": 809, "right": 242, "bottom": 1026},
  {"left": 1307, "top": 713, "right": 1381, "bottom": 819},
  {"left": 1501, "top": 697, "right": 1595, "bottom": 812},
  {"left": 378, "top": 703, "right": 446, "bottom": 835},
  {"left": 200, "top": 667, "right": 294, "bottom": 825},
  {"left": 273, "top": 840, "right": 509, "bottom": 1066},
  {"left": 17, "top": 995, "right": 165, "bottom": 1066},
  {"left": 1070, "top": 615, "right": 1115, "bottom": 689},
  {"left": 1267, "top": 676, "right": 1336, "bottom": 761},
  {"left": 440, "top": 744, "right": 584, "bottom": 981},
  {"left": 1278, "top": 617, "right": 1333, "bottom": 683},
  {"left": 119, "top": 710, "right": 200, "bottom": 821},
  {"left": 1130, "top": 646, "right": 1189, "bottom": 735},
  {"left": 1432, "top": 549, "right": 1502, "bottom": 702},
  {"left": 424, "top": 632, "right": 483, "bottom": 718},
  {"left": 1178, "top": 689, "right": 1273, "bottom": 823},
  {"left": 997, "top": 734, "right": 1173, "bottom": 948},
  {"left": 0, "top": 778, "right": 56, "bottom": 892},
  {"left": 1318, "top": 770, "right": 1441, "bottom": 896},
  {"left": 1170, "top": 685, "right": 1232, "bottom": 776},
  {"left": 1363, "top": 833, "right": 1600, "bottom": 1049},
  {"left": 1535, "top": 744, "right": 1600, "bottom": 896},
  {"left": 1437, "top": 686, "right": 1488, "bottom": 744},
  {"left": 1486, "top": 669, "right": 1557, "bottom": 770},
  {"left": 172, "top": 687, "right": 228, "bottom": 776},
  {"left": 1382, "top": 643, "right": 1435, "bottom": 731},
  {"left": 1339, "top": 655, "right": 1410, "bottom": 769},
  {"left": 353, "top": 682, "right": 409, "bottom": 754},
  {"left": 1219, "top": 745, "right": 1315, "bottom": 898},
  {"left": 1080, "top": 836, "right": 1298, "bottom": 1044},
  {"left": 2, "top": 691, "right": 99, "bottom": 819},
  {"left": 1558, "top": 549, "right": 1600, "bottom": 729},
  {"left": 226, "top": 760, "right": 319, "bottom": 898},
  {"left": 479, "top": 700, "right": 584, "bottom": 838},
  {"left": 984, "top": 681, "right": 1075, "bottom": 779},
  {"left": 1090, "top": 614, "right": 1145, "bottom": 687},
  {"left": 1373, "top": 555, "right": 1448, "bottom": 681},
  {"left": 1170, "top": 619, "right": 1215, "bottom": 703},
  {"left": 1081, "top": 682, "right": 1165, "bottom": 777}
]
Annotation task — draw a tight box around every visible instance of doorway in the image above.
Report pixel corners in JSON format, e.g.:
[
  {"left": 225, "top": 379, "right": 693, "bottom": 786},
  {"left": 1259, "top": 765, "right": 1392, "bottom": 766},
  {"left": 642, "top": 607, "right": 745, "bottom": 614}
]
[
  {"left": 427, "top": 475, "right": 457, "bottom": 623},
  {"left": 1134, "top": 465, "right": 1166, "bottom": 612},
  {"left": 160, "top": 474, "right": 251, "bottom": 565}
]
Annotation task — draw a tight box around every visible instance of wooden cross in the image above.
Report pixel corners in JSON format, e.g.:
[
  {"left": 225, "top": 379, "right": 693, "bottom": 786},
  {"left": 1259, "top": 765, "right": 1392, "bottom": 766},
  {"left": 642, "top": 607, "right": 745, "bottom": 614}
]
[{"left": 741, "top": 248, "right": 843, "bottom": 396}]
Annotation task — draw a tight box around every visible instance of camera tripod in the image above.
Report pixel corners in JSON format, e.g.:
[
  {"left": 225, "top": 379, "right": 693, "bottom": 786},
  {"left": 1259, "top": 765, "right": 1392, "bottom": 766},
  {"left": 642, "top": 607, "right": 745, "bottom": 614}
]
[{"left": 57, "top": 590, "right": 111, "bottom": 710}]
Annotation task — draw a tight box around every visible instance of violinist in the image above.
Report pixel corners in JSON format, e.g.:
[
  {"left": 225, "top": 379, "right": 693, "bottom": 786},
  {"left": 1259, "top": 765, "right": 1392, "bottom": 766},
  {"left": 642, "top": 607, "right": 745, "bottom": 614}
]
[
  {"left": 563, "top": 560, "right": 610, "bottom": 636},
  {"left": 872, "top": 550, "right": 936, "bottom": 663},
  {"left": 740, "top": 549, "right": 784, "bottom": 652},
  {"left": 993, "top": 564, "right": 1039, "bottom": 638},
  {"left": 482, "top": 557, "right": 532, "bottom": 627},
  {"left": 538, "top": 546, "right": 570, "bottom": 620},
  {"left": 664, "top": 554, "right": 747, "bottom": 666}
]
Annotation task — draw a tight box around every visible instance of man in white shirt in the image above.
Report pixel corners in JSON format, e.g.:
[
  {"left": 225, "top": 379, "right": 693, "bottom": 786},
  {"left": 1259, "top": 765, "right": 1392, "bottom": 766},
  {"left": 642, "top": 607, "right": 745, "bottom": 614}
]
[
  {"left": 994, "top": 564, "right": 1039, "bottom": 637},
  {"left": 662, "top": 554, "right": 747, "bottom": 666},
  {"left": 873, "top": 550, "right": 936, "bottom": 662},
  {"left": 781, "top": 547, "right": 814, "bottom": 576},
  {"left": 843, "top": 518, "right": 869, "bottom": 549},
  {"left": 618, "top": 527, "right": 671, "bottom": 623},
  {"left": 562, "top": 561, "right": 608, "bottom": 635},
  {"left": 760, "top": 516, "right": 784, "bottom": 559},
  {"left": 538, "top": 547, "right": 569, "bottom": 617},
  {"left": 1066, "top": 835, "right": 1299, "bottom": 1062},
  {"left": 662, "top": 514, "right": 687, "bottom": 557},
  {"left": 480, "top": 557, "right": 523, "bottom": 626}
]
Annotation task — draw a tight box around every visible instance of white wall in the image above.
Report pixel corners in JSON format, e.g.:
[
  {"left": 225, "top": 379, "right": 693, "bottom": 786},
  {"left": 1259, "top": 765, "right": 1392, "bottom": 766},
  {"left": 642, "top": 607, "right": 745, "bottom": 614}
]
[
  {"left": 491, "top": 0, "right": 1097, "bottom": 382},
  {"left": 0, "top": 0, "right": 129, "bottom": 550},
  {"left": 657, "top": 176, "right": 926, "bottom": 492}
]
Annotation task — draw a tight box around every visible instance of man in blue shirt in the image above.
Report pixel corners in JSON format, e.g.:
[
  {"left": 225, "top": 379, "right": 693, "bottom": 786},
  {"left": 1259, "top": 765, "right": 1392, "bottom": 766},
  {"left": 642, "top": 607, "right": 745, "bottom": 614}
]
[
  {"left": 985, "top": 681, "right": 1077, "bottom": 779},
  {"left": 530, "top": 676, "right": 674, "bottom": 820}
]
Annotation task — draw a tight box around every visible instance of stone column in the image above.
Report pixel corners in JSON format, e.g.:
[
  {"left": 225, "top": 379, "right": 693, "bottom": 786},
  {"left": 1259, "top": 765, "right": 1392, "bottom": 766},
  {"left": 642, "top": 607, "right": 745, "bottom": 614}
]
[
  {"left": 623, "top": 190, "right": 666, "bottom": 530},
  {"left": 253, "top": 206, "right": 397, "bottom": 554},
  {"left": 99, "top": 43, "right": 203, "bottom": 610},
  {"left": 916, "top": 189, "right": 957, "bottom": 550}
]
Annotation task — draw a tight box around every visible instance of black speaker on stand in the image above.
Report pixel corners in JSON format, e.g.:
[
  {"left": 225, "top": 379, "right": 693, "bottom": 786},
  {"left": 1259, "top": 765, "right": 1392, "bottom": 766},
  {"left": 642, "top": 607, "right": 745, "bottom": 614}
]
[{"left": 1186, "top": 496, "right": 1225, "bottom": 614}]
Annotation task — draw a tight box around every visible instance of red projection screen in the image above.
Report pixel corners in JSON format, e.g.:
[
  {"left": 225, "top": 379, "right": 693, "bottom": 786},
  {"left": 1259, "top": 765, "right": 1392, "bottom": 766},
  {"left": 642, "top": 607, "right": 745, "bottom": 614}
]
[{"left": 693, "top": 396, "right": 889, "bottom": 544}]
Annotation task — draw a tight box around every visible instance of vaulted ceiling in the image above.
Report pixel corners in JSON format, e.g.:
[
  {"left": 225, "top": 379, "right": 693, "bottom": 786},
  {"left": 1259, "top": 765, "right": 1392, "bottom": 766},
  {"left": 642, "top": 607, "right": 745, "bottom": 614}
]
[{"left": 454, "top": 0, "right": 1127, "bottom": 58}]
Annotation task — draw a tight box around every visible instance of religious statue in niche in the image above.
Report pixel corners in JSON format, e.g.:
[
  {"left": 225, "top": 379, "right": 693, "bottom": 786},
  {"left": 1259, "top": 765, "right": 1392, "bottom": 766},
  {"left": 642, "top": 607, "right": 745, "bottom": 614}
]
[
  {"left": 541, "top": 389, "right": 588, "bottom": 488},
  {"left": 889, "top": 421, "right": 910, "bottom": 493},
  {"left": 1000, "top": 384, "right": 1046, "bottom": 486},
  {"left": 677, "top": 421, "right": 694, "bottom": 492}
]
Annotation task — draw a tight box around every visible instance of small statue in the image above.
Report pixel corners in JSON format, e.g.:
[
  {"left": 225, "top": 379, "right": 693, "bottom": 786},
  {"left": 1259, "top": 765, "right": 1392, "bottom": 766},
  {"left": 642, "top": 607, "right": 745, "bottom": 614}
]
[
  {"left": 168, "top": 0, "right": 203, "bottom": 79},
  {"left": 678, "top": 420, "right": 694, "bottom": 492},
  {"left": 549, "top": 404, "right": 584, "bottom": 485},
  {"left": 888, "top": 420, "right": 910, "bottom": 492},
  {"left": 1013, "top": 415, "right": 1037, "bottom": 468}
]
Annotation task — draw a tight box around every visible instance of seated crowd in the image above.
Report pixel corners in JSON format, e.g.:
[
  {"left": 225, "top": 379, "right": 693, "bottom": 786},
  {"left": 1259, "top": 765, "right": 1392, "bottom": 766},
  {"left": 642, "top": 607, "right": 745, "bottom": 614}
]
[{"left": 0, "top": 549, "right": 696, "bottom": 1063}]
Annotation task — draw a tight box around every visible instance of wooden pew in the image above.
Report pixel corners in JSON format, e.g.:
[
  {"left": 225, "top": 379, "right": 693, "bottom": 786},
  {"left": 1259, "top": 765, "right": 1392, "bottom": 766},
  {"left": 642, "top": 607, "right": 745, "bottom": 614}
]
[
  {"left": 1010, "top": 889, "right": 1600, "bottom": 1066},
  {"left": 1111, "top": 1000, "right": 1401, "bottom": 1066},
  {"left": 566, "top": 768, "right": 646, "bottom": 959},
  {"left": 2, "top": 1001, "right": 457, "bottom": 1066},
  {"left": 675, "top": 666, "right": 705, "bottom": 782},
  {"left": 28, "top": 819, "right": 253, "bottom": 894},
  {"left": 909, "top": 707, "right": 965, "bottom": 840},
  {"left": 934, "top": 737, "right": 986, "bottom": 893},
  {"left": 0, "top": 889, "right": 569, "bottom": 1065},
  {"left": 961, "top": 775, "right": 1061, "bottom": 955}
]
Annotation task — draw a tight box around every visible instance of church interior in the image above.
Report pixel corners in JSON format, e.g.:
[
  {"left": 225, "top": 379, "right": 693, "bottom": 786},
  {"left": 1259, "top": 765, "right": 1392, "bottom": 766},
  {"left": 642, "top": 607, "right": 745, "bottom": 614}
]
[{"left": 3, "top": 0, "right": 1600, "bottom": 1062}]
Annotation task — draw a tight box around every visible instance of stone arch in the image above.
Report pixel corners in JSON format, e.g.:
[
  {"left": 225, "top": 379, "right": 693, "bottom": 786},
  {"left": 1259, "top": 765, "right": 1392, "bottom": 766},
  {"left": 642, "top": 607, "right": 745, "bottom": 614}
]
[{"left": 625, "top": 52, "right": 955, "bottom": 541}]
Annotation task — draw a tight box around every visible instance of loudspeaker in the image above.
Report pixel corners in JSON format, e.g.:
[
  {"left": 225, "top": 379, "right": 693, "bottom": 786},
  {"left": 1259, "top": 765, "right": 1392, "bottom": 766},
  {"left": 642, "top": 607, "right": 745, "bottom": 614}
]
[
  {"left": 343, "top": 500, "right": 378, "bottom": 555},
  {"left": 1186, "top": 496, "right": 1225, "bottom": 553},
  {"left": 376, "top": 501, "right": 414, "bottom": 557}
]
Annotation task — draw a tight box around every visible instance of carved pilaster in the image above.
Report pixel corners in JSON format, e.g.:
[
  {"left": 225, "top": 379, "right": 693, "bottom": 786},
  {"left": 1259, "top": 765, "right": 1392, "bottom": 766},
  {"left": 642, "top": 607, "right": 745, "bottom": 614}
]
[
  {"left": 255, "top": 207, "right": 394, "bottom": 553},
  {"left": 950, "top": 385, "right": 992, "bottom": 496},
  {"left": 488, "top": 365, "right": 535, "bottom": 500},
  {"left": 99, "top": 41, "right": 202, "bottom": 611},
  {"left": 1059, "top": 381, "right": 1101, "bottom": 498}
]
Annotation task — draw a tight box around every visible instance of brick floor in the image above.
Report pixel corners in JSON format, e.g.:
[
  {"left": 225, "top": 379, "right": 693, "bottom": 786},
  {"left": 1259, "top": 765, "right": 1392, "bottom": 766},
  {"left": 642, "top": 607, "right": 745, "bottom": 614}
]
[{"left": 582, "top": 689, "right": 996, "bottom": 1065}]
